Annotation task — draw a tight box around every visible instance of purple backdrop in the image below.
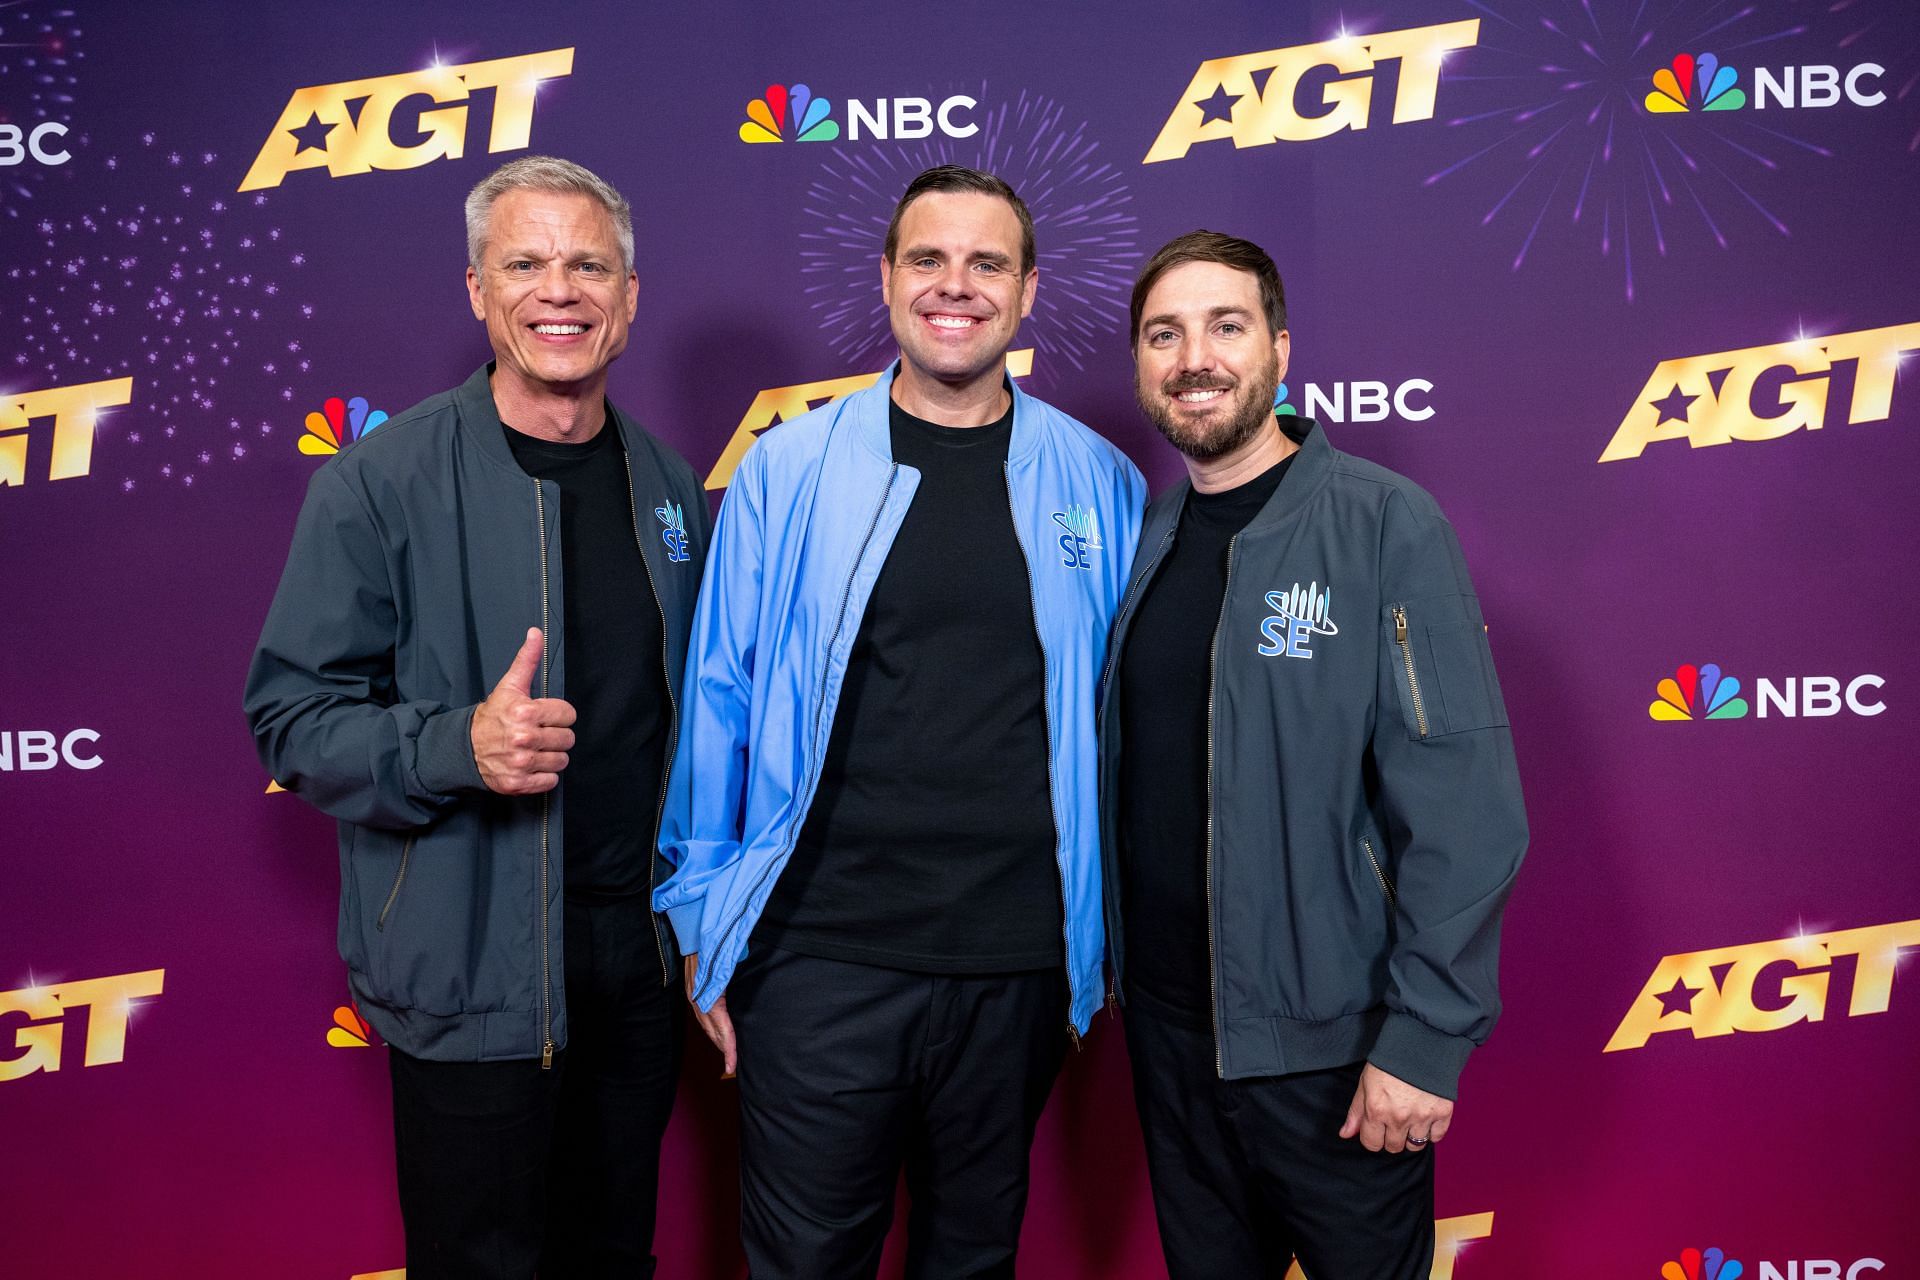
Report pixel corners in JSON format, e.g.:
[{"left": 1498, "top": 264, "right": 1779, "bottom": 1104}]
[{"left": 5, "top": 1, "right": 1918, "bottom": 1276}]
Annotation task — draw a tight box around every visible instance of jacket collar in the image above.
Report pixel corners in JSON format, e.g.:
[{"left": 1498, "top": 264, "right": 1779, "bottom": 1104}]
[
  {"left": 454, "top": 362, "right": 649, "bottom": 474},
  {"left": 856, "top": 361, "right": 1044, "bottom": 464},
  {"left": 1165, "top": 414, "right": 1334, "bottom": 534}
]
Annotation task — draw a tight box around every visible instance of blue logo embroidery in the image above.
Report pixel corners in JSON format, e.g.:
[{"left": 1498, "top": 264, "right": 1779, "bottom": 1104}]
[
  {"left": 1051, "top": 505, "right": 1103, "bottom": 570},
  {"left": 1258, "top": 581, "right": 1338, "bottom": 659},
  {"left": 655, "top": 501, "right": 690, "bottom": 564}
]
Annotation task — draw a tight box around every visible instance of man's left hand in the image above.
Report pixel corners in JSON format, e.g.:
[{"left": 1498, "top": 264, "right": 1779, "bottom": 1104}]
[{"left": 1338, "top": 1063, "right": 1452, "bottom": 1153}]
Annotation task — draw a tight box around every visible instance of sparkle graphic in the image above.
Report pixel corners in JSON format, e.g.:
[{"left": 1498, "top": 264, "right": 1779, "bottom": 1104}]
[
  {"left": 799, "top": 86, "right": 1141, "bottom": 380},
  {"left": 1425, "top": 0, "right": 1831, "bottom": 300},
  {"left": 1, "top": 134, "right": 323, "bottom": 491},
  {"left": 0, "top": 3, "right": 85, "bottom": 220}
]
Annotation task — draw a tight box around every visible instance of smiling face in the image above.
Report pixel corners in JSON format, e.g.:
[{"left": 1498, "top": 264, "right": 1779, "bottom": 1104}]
[
  {"left": 1133, "top": 259, "right": 1289, "bottom": 461},
  {"left": 881, "top": 190, "right": 1036, "bottom": 396},
  {"left": 466, "top": 187, "right": 637, "bottom": 409}
]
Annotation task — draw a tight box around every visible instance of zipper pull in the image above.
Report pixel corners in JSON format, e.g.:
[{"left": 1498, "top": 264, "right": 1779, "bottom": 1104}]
[
  {"left": 541, "top": 1040, "right": 554, "bottom": 1070},
  {"left": 1066, "top": 1023, "right": 1083, "bottom": 1052},
  {"left": 1393, "top": 604, "right": 1407, "bottom": 643}
]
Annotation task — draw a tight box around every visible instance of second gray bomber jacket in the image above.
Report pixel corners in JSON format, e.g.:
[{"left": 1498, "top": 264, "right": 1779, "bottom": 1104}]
[{"left": 1098, "top": 416, "right": 1527, "bottom": 1097}]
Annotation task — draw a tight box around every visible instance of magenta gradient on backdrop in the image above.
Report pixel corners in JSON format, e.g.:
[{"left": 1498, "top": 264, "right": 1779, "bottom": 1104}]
[{"left": 4, "top": 1, "right": 1918, "bottom": 1276}]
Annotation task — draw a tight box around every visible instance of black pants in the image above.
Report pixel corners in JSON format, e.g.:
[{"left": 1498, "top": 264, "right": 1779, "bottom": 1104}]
[
  {"left": 1125, "top": 1003, "right": 1435, "bottom": 1280},
  {"left": 730, "top": 947, "right": 1069, "bottom": 1280},
  {"left": 388, "top": 896, "right": 683, "bottom": 1280}
]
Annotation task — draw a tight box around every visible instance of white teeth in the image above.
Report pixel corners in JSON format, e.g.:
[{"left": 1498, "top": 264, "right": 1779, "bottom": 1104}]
[
  {"left": 1177, "top": 388, "right": 1227, "bottom": 403},
  {"left": 533, "top": 323, "right": 587, "bottom": 335},
  {"left": 927, "top": 315, "right": 976, "bottom": 329}
]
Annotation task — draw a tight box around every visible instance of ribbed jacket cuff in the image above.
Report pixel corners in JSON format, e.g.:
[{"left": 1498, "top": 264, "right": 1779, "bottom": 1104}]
[
  {"left": 1368, "top": 1011, "right": 1475, "bottom": 1100},
  {"left": 414, "top": 704, "right": 483, "bottom": 796},
  {"left": 666, "top": 901, "right": 704, "bottom": 955}
]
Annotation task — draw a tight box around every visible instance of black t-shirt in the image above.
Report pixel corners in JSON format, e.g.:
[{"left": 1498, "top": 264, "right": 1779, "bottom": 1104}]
[
  {"left": 1118, "top": 449, "right": 1295, "bottom": 1026},
  {"left": 753, "top": 396, "right": 1064, "bottom": 972},
  {"left": 505, "top": 421, "right": 670, "bottom": 902}
]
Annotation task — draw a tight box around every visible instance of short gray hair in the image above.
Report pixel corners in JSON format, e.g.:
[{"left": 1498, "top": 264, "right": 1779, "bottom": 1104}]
[{"left": 464, "top": 155, "right": 634, "bottom": 273}]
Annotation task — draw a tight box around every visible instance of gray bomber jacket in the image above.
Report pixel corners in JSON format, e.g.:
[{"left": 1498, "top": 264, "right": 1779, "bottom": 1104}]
[
  {"left": 1098, "top": 416, "right": 1527, "bottom": 1097},
  {"left": 244, "top": 365, "right": 709, "bottom": 1063}
]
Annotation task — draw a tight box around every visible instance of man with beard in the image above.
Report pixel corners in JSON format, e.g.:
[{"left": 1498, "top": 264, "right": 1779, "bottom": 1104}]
[
  {"left": 1097, "top": 231, "right": 1528, "bottom": 1279},
  {"left": 656, "top": 165, "right": 1144, "bottom": 1278}
]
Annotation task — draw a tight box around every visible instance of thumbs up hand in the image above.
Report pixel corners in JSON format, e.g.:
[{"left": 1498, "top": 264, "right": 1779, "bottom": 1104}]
[{"left": 471, "top": 628, "right": 577, "bottom": 796}]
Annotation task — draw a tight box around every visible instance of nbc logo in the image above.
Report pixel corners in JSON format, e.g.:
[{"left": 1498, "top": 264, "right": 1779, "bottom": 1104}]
[
  {"left": 1648, "top": 663, "right": 1884, "bottom": 721},
  {"left": 1275, "top": 378, "right": 1434, "bottom": 423},
  {"left": 740, "top": 83, "right": 840, "bottom": 143},
  {"left": 327, "top": 1004, "right": 374, "bottom": 1048},
  {"left": 1665, "top": 1248, "right": 1744, "bottom": 1280},
  {"left": 1649, "top": 662, "right": 1747, "bottom": 720},
  {"left": 1645, "top": 54, "right": 1746, "bottom": 113},
  {"left": 299, "top": 396, "right": 388, "bottom": 457}
]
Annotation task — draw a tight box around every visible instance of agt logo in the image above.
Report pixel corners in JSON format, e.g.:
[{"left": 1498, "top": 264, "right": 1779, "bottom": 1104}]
[
  {"left": 1604, "top": 917, "right": 1920, "bottom": 1052},
  {"left": 1, "top": 969, "right": 165, "bottom": 1082},
  {"left": 299, "top": 395, "right": 389, "bottom": 456},
  {"left": 0, "top": 729, "right": 102, "bottom": 772},
  {"left": 1600, "top": 322, "right": 1920, "bottom": 463},
  {"left": 1259, "top": 581, "right": 1338, "bottom": 659},
  {"left": 1645, "top": 51, "right": 1886, "bottom": 114},
  {"left": 1144, "top": 20, "right": 1479, "bottom": 163},
  {"left": 0, "top": 120, "right": 72, "bottom": 167},
  {"left": 705, "top": 349, "right": 1032, "bottom": 490},
  {"left": 0, "top": 378, "right": 136, "bottom": 487},
  {"left": 240, "top": 48, "right": 574, "bottom": 191},
  {"left": 1283, "top": 1211, "right": 1492, "bottom": 1280},
  {"left": 1276, "top": 379, "right": 1434, "bottom": 422},
  {"left": 1051, "top": 506, "right": 1103, "bottom": 570},
  {"left": 739, "top": 82, "right": 978, "bottom": 144},
  {"left": 1647, "top": 664, "right": 1885, "bottom": 721},
  {"left": 1664, "top": 1245, "right": 1886, "bottom": 1280},
  {"left": 656, "top": 501, "right": 690, "bottom": 563}
]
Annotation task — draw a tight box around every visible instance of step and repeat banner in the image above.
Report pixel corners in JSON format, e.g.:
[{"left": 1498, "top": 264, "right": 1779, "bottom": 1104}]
[{"left": 4, "top": 1, "right": 1917, "bottom": 1276}]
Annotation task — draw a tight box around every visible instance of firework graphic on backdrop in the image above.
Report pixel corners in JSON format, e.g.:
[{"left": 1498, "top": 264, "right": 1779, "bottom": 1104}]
[
  {"left": 1425, "top": 0, "right": 1834, "bottom": 301},
  {"left": 799, "top": 87, "right": 1141, "bottom": 380},
  {"left": 1, "top": 133, "right": 323, "bottom": 492},
  {"left": 0, "top": 3, "right": 84, "bottom": 220}
]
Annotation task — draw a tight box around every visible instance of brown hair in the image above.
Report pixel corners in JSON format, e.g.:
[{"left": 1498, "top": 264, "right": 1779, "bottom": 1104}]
[
  {"left": 1130, "top": 230, "right": 1286, "bottom": 344},
  {"left": 883, "top": 165, "right": 1036, "bottom": 276}
]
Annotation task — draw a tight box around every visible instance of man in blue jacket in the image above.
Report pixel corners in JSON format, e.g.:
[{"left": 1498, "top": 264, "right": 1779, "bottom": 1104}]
[
  {"left": 244, "top": 157, "right": 708, "bottom": 1278},
  {"left": 655, "top": 165, "right": 1144, "bottom": 1279},
  {"left": 1100, "top": 231, "right": 1528, "bottom": 1279}
]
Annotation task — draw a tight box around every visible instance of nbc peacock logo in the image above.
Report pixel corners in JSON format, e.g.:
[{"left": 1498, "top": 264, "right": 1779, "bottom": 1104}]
[
  {"left": 1649, "top": 663, "right": 1749, "bottom": 721},
  {"left": 299, "top": 395, "right": 388, "bottom": 456},
  {"left": 1645, "top": 53, "right": 1747, "bottom": 113},
  {"left": 739, "top": 84, "right": 840, "bottom": 143},
  {"left": 1662, "top": 1247, "right": 1744, "bottom": 1280},
  {"left": 326, "top": 1003, "right": 375, "bottom": 1048}
]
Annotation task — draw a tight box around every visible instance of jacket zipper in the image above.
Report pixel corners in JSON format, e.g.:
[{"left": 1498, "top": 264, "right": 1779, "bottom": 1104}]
[
  {"left": 534, "top": 480, "right": 555, "bottom": 1070},
  {"left": 1204, "top": 535, "right": 1238, "bottom": 1076},
  {"left": 1360, "top": 834, "right": 1398, "bottom": 910},
  {"left": 1003, "top": 463, "right": 1078, "bottom": 1049},
  {"left": 624, "top": 459, "right": 677, "bottom": 987},
  {"left": 1392, "top": 604, "right": 1430, "bottom": 739},
  {"left": 374, "top": 837, "right": 416, "bottom": 931},
  {"left": 693, "top": 464, "right": 900, "bottom": 1009}
]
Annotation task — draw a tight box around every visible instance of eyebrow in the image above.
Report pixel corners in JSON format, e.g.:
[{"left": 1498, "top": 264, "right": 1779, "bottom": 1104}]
[
  {"left": 1140, "top": 304, "right": 1256, "bottom": 331},
  {"left": 900, "top": 245, "right": 1017, "bottom": 268}
]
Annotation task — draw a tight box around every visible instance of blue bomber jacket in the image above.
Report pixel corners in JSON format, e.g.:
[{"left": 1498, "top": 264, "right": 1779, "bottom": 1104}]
[
  {"left": 655, "top": 367, "right": 1146, "bottom": 1035},
  {"left": 1099, "top": 417, "right": 1528, "bottom": 1096}
]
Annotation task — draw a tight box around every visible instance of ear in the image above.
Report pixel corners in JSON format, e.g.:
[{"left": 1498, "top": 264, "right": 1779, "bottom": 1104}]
[
  {"left": 466, "top": 265, "right": 485, "bottom": 322},
  {"left": 624, "top": 268, "right": 639, "bottom": 323},
  {"left": 1019, "top": 267, "right": 1037, "bottom": 320},
  {"left": 879, "top": 254, "right": 893, "bottom": 309},
  {"left": 1273, "top": 328, "right": 1291, "bottom": 383}
]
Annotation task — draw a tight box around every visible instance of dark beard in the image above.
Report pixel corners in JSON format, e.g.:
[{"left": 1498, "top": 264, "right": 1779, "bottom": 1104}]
[{"left": 1136, "top": 353, "right": 1282, "bottom": 461}]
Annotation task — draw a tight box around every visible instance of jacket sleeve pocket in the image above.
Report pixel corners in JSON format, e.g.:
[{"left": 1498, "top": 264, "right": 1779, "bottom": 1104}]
[{"left": 1386, "top": 596, "right": 1505, "bottom": 739}]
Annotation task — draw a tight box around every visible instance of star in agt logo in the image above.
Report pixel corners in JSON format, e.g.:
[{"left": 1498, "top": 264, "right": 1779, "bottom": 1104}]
[
  {"left": 1664, "top": 1248, "right": 1745, "bottom": 1280},
  {"left": 1645, "top": 53, "right": 1748, "bottom": 113},
  {"left": 1, "top": 969, "right": 165, "bottom": 1082},
  {"left": 0, "top": 378, "right": 136, "bottom": 487},
  {"left": 1605, "top": 917, "right": 1920, "bottom": 1052},
  {"left": 1600, "top": 322, "right": 1920, "bottom": 463},
  {"left": 656, "top": 501, "right": 690, "bottom": 563},
  {"left": 1051, "top": 506, "right": 1103, "bottom": 570},
  {"left": 299, "top": 396, "right": 389, "bottom": 457},
  {"left": 705, "top": 350, "right": 1032, "bottom": 491},
  {"left": 1259, "top": 581, "right": 1337, "bottom": 659},
  {"left": 240, "top": 48, "right": 574, "bottom": 191},
  {"left": 1144, "top": 20, "right": 1479, "bottom": 163},
  {"left": 1649, "top": 663, "right": 1748, "bottom": 720}
]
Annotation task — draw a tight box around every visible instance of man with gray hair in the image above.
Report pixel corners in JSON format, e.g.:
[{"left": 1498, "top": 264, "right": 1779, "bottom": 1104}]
[{"left": 245, "top": 155, "right": 708, "bottom": 1277}]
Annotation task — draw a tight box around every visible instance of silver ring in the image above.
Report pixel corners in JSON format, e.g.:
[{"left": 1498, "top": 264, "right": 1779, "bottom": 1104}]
[{"left": 1407, "top": 1134, "right": 1430, "bottom": 1147}]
